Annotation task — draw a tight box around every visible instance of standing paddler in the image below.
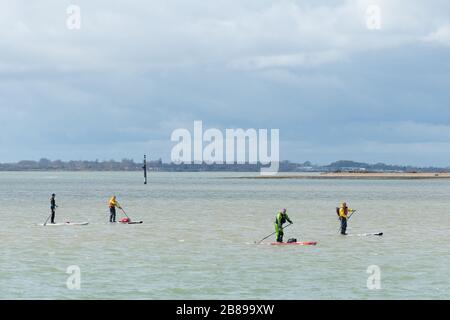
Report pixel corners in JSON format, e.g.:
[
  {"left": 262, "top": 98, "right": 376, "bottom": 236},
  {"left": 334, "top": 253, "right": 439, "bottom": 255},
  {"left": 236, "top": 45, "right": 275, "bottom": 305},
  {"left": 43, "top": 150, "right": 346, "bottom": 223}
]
[
  {"left": 108, "top": 196, "right": 122, "bottom": 223},
  {"left": 50, "top": 193, "right": 57, "bottom": 224},
  {"left": 274, "top": 208, "right": 293, "bottom": 243},
  {"left": 337, "top": 202, "right": 356, "bottom": 235}
]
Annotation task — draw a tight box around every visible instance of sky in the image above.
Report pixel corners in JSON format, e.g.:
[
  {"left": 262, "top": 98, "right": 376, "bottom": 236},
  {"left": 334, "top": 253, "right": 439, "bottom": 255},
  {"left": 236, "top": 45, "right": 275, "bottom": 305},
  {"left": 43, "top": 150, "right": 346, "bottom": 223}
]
[{"left": 1, "top": 0, "right": 450, "bottom": 166}]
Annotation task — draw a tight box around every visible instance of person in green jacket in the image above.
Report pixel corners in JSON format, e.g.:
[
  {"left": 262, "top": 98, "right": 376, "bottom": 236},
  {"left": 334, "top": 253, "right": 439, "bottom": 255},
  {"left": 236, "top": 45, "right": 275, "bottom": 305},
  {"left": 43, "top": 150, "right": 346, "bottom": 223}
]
[{"left": 274, "top": 208, "right": 293, "bottom": 242}]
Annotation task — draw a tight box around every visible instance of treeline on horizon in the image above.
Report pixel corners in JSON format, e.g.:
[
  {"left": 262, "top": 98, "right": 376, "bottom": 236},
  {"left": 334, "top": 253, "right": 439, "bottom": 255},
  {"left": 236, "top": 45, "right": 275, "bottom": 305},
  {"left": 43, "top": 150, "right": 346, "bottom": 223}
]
[{"left": 0, "top": 158, "right": 447, "bottom": 173}]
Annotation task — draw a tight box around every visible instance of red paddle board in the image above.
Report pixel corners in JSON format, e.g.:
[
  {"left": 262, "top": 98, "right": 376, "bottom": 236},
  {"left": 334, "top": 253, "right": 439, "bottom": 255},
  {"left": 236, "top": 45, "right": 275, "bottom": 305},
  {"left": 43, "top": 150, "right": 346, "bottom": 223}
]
[{"left": 270, "top": 241, "right": 317, "bottom": 246}]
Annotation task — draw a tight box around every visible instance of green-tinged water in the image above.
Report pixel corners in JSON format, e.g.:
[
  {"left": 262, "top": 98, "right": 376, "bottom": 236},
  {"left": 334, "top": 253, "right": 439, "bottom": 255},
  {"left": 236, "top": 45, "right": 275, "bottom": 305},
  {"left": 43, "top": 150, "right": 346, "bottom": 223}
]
[{"left": 0, "top": 172, "right": 448, "bottom": 299}]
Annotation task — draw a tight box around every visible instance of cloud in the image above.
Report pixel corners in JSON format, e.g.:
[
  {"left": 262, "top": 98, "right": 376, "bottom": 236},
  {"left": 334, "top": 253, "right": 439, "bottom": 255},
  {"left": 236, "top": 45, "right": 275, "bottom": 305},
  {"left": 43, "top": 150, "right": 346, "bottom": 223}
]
[
  {"left": 0, "top": 1, "right": 450, "bottom": 165},
  {"left": 229, "top": 51, "right": 344, "bottom": 70},
  {"left": 423, "top": 25, "right": 450, "bottom": 47},
  {"left": 1, "top": 0, "right": 447, "bottom": 73}
]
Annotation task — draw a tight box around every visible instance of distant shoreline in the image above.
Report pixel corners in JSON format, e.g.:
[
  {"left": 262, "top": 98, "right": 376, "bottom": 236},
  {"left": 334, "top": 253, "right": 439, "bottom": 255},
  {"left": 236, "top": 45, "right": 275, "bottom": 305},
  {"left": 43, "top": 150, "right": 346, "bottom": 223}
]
[
  {"left": 2, "top": 159, "right": 449, "bottom": 173},
  {"left": 1, "top": 171, "right": 450, "bottom": 179},
  {"left": 234, "top": 172, "right": 450, "bottom": 180}
]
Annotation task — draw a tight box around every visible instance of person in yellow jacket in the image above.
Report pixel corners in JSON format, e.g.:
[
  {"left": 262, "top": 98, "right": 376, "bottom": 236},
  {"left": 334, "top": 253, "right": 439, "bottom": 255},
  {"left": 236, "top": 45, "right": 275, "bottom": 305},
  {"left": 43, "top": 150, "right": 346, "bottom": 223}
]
[
  {"left": 338, "top": 202, "right": 355, "bottom": 235},
  {"left": 109, "top": 196, "right": 122, "bottom": 223}
]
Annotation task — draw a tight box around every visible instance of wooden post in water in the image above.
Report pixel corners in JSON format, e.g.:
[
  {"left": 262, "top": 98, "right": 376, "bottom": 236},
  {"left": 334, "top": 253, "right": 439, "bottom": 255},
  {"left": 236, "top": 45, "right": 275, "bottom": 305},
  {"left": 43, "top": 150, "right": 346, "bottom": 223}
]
[{"left": 143, "top": 155, "right": 147, "bottom": 184}]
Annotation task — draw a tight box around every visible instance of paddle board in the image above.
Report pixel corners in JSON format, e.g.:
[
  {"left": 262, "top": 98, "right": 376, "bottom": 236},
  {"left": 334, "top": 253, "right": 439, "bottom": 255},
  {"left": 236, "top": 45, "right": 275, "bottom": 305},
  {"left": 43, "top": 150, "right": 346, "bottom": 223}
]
[
  {"left": 270, "top": 241, "right": 317, "bottom": 246},
  {"left": 346, "top": 232, "right": 383, "bottom": 237},
  {"left": 38, "top": 222, "right": 89, "bottom": 226}
]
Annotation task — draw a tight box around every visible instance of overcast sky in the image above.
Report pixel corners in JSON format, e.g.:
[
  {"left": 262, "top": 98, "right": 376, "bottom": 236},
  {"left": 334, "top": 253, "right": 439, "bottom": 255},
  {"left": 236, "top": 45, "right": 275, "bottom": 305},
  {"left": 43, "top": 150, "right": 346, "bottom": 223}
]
[{"left": 1, "top": 0, "right": 450, "bottom": 166}]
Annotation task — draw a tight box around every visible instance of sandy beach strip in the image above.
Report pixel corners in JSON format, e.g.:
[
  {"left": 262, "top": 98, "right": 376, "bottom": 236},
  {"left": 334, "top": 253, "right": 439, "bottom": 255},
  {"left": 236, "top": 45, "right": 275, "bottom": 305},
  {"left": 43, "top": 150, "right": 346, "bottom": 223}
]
[{"left": 233, "top": 172, "right": 450, "bottom": 180}]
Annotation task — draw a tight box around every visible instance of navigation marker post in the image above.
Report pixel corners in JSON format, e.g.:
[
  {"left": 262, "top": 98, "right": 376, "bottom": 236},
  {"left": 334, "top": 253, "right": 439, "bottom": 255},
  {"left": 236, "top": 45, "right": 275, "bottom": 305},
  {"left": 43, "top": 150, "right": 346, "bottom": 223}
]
[{"left": 143, "top": 155, "right": 147, "bottom": 185}]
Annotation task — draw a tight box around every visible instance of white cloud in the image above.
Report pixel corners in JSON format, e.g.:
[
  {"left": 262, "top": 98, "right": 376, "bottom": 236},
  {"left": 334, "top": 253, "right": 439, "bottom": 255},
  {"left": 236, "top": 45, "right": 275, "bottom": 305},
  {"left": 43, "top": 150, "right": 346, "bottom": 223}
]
[
  {"left": 229, "top": 50, "right": 344, "bottom": 70},
  {"left": 1, "top": 0, "right": 448, "bottom": 73},
  {"left": 423, "top": 25, "right": 450, "bottom": 47}
]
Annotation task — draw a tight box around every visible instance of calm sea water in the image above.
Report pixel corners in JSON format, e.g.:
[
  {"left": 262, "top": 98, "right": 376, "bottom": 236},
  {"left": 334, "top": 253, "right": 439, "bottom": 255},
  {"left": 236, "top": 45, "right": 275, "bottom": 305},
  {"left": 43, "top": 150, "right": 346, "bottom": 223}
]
[{"left": 0, "top": 172, "right": 448, "bottom": 299}]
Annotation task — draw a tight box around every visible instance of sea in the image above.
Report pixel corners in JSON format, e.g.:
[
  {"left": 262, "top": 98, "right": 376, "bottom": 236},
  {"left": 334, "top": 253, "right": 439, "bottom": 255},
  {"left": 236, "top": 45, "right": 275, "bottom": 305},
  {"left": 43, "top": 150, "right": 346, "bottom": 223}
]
[{"left": 0, "top": 172, "right": 448, "bottom": 299}]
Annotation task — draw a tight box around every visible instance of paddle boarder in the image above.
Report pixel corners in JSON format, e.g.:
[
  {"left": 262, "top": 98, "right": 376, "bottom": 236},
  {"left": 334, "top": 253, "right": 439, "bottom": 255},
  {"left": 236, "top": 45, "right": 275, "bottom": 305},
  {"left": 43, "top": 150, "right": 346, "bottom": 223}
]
[
  {"left": 109, "top": 196, "right": 122, "bottom": 223},
  {"left": 274, "top": 208, "right": 293, "bottom": 243},
  {"left": 50, "top": 193, "right": 57, "bottom": 224},
  {"left": 338, "top": 202, "right": 355, "bottom": 235}
]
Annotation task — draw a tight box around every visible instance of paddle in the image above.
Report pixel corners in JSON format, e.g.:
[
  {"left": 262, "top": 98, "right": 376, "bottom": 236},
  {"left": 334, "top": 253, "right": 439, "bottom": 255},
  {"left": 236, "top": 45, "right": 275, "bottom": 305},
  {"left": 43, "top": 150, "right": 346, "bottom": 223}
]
[
  {"left": 337, "top": 210, "right": 357, "bottom": 233},
  {"left": 118, "top": 205, "right": 131, "bottom": 221},
  {"left": 255, "top": 223, "right": 293, "bottom": 244},
  {"left": 43, "top": 213, "right": 52, "bottom": 226}
]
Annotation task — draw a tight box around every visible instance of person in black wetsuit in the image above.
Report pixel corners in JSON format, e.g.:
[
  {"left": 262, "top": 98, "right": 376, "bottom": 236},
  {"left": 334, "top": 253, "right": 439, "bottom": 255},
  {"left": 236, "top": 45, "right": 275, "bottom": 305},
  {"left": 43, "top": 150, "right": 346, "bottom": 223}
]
[{"left": 50, "top": 193, "right": 57, "bottom": 224}]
